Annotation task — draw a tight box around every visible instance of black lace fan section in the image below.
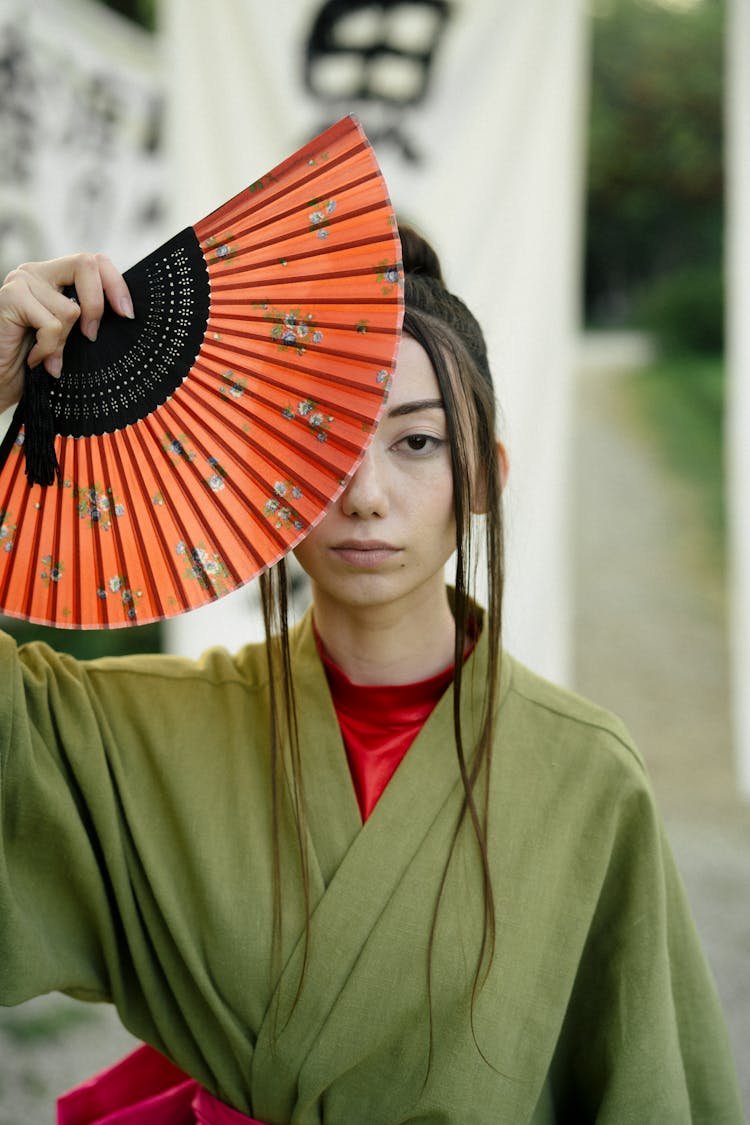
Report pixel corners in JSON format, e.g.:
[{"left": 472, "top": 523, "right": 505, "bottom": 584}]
[{"left": 50, "top": 228, "right": 211, "bottom": 438}]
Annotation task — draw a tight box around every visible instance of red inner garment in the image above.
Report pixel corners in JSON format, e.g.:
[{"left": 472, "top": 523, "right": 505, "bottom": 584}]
[{"left": 316, "top": 634, "right": 457, "bottom": 821}]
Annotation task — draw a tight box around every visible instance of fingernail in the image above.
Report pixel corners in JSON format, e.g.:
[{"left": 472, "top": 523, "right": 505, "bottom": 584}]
[
  {"left": 47, "top": 356, "right": 62, "bottom": 377},
  {"left": 84, "top": 319, "right": 99, "bottom": 342},
  {"left": 119, "top": 295, "right": 135, "bottom": 319}
]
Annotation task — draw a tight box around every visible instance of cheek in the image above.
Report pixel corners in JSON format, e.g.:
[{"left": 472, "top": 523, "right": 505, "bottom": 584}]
[
  {"left": 291, "top": 521, "right": 324, "bottom": 574},
  {"left": 418, "top": 460, "right": 454, "bottom": 516},
  {"left": 419, "top": 477, "right": 456, "bottom": 541}
]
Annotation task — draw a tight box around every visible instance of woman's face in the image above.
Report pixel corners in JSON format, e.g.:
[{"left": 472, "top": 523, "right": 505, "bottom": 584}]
[{"left": 293, "top": 335, "right": 456, "bottom": 619}]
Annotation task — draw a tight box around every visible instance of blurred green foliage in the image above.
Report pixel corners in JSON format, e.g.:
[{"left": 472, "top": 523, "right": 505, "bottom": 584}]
[
  {"left": 98, "top": 0, "right": 156, "bottom": 31},
  {"left": 585, "top": 0, "right": 725, "bottom": 349},
  {"left": 3, "top": 618, "right": 162, "bottom": 660},
  {"left": 632, "top": 352, "right": 725, "bottom": 547},
  {"left": 0, "top": 1000, "right": 95, "bottom": 1043},
  {"left": 635, "top": 263, "right": 725, "bottom": 354},
  {"left": 588, "top": 2, "right": 727, "bottom": 539}
]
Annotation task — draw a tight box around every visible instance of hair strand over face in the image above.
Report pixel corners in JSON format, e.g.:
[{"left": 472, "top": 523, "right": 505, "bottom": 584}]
[{"left": 262, "top": 224, "right": 505, "bottom": 1070}]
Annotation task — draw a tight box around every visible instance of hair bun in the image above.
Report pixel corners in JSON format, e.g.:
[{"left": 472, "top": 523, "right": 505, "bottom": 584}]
[{"left": 398, "top": 222, "right": 445, "bottom": 285}]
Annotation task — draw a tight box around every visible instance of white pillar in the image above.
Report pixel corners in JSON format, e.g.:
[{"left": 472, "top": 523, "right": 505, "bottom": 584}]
[{"left": 725, "top": 0, "right": 750, "bottom": 797}]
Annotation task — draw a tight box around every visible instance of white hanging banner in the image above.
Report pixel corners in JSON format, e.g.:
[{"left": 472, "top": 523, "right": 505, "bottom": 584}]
[
  {"left": 0, "top": 0, "right": 163, "bottom": 463},
  {"left": 159, "top": 0, "right": 589, "bottom": 682},
  {"left": 726, "top": 0, "right": 750, "bottom": 797},
  {"left": 0, "top": 0, "right": 163, "bottom": 277}
]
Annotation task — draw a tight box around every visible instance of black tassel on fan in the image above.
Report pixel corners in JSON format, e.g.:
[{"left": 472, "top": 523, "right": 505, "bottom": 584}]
[
  {"left": 21, "top": 364, "right": 61, "bottom": 486},
  {"left": 0, "top": 364, "right": 60, "bottom": 488}
]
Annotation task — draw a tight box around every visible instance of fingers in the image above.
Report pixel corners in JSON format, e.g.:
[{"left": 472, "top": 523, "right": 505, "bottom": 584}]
[
  {"left": 3, "top": 269, "right": 81, "bottom": 376},
  {"left": 23, "top": 287, "right": 80, "bottom": 374},
  {"left": 61, "top": 252, "right": 134, "bottom": 343},
  {"left": 1, "top": 253, "right": 134, "bottom": 380},
  {"left": 96, "top": 253, "right": 135, "bottom": 323},
  {"left": 0, "top": 272, "right": 75, "bottom": 382}
]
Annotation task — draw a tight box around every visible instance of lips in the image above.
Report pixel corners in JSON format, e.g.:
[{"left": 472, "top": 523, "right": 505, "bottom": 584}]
[{"left": 330, "top": 540, "right": 402, "bottom": 567}]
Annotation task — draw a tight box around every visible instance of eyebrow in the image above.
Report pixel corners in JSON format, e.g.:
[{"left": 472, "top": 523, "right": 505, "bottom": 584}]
[{"left": 386, "top": 398, "right": 445, "bottom": 418}]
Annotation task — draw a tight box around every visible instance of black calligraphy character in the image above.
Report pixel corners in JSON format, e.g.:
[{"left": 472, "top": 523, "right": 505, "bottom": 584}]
[
  {"left": 304, "top": 0, "right": 451, "bottom": 163},
  {"left": 0, "top": 20, "right": 37, "bottom": 185}
]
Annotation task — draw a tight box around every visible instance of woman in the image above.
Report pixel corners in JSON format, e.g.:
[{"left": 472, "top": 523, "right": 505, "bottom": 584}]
[{"left": 0, "top": 231, "right": 744, "bottom": 1123}]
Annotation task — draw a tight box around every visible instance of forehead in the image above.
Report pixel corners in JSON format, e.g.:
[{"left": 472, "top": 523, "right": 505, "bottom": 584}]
[{"left": 387, "top": 335, "right": 442, "bottom": 409}]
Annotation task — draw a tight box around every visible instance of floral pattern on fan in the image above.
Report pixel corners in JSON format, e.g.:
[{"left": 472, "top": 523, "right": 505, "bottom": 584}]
[
  {"left": 309, "top": 197, "right": 337, "bottom": 238},
  {"left": 219, "top": 372, "right": 247, "bottom": 400},
  {"left": 97, "top": 576, "right": 143, "bottom": 621},
  {"left": 162, "top": 433, "right": 196, "bottom": 464},
  {"left": 376, "top": 368, "right": 392, "bottom": 391},
  {"left": 204, "top": 457, "right": 227, "bottom": 491},
  {"left": 40, "top": 556, "right": 63, "bottom": 586},
  {"left": 259, "top": 306, "right": 324, "bottom": 355},
  {"left": 264, "top": 479, "right": 305, "bottom": 532},
  {"left": 248, "top": 166, "right": 280, "bottom": 194},
  {"left": 306, "top": 148, "right": 332, "bottom": 169},
  {"left": 177, "top": 541, "right": 231, "bottom": 597},
  {"left": 73, "top": 484, "right": 125, "bottom": 531},
  {"left": 375, "top": 260, "right": 402, "bottom": 295},
  {"left": 281, "top": 399, "right": 334, "bottom": 443},
  {"left": 0, "top": 511, "right": 15, "bottom": 552},
  {"left": 203, "top": 232, "right": 238, "bottom": 263}
]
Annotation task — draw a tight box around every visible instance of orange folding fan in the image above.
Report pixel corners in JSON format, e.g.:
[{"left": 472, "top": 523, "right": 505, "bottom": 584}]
[{"left": 0, "top": 116, "right": 403, "bottom": 628}]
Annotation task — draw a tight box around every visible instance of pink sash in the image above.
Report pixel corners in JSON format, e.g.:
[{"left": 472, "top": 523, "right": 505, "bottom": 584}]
[{"left": 57, "top": 1044, "right": 265, "bottom": 1125}]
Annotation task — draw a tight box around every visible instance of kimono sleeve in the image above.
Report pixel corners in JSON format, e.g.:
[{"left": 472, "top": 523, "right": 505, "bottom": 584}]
[
  {"left": 0, "top": 630, "right": 126, "bottom": 1006},
  {"left": 551, "top": 768, "right": 744, "bottom": 1124}
]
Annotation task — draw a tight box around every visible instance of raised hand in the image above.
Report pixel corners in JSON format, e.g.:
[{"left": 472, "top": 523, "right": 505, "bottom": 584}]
[{"left": 0, "top": 253, "right": 133, "bottom": 414}]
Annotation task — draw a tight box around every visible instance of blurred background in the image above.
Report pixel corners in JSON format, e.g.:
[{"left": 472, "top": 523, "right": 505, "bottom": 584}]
[{"left": 0, "top": 0, "right": 748, "bottom": 1119}]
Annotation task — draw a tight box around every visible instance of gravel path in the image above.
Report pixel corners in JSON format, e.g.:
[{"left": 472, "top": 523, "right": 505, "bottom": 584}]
[
  {"left": 0, "top": 356, "right": 748, "bottom": 1121},
  {"left": 573, "top": 362, "right": 750, "bottom": 1118}
]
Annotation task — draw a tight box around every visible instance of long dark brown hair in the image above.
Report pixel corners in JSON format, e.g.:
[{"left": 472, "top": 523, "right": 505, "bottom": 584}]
[{"left": 260, "top": 222, "right": 504, "bottom": 1050}]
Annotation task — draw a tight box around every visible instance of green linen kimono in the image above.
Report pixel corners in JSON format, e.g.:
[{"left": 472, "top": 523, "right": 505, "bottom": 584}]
[{"left": 0, "top": 605, "right": 743, "bottom": 1123}]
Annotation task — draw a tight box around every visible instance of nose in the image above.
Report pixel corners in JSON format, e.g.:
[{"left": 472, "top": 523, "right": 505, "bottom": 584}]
[{"left": 340, "top": 442, "right": 389, "bottom": 519}]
